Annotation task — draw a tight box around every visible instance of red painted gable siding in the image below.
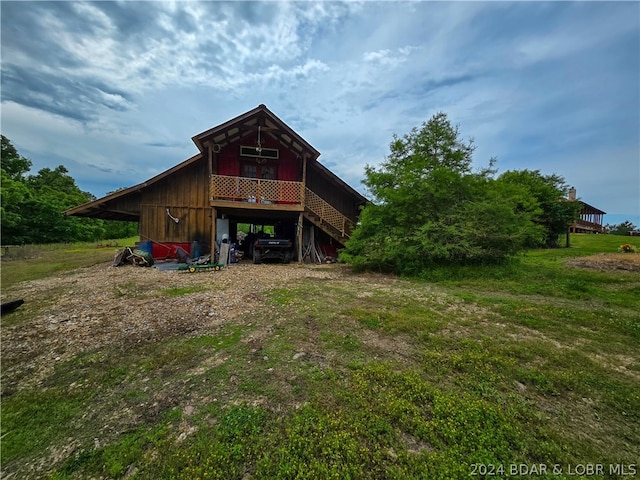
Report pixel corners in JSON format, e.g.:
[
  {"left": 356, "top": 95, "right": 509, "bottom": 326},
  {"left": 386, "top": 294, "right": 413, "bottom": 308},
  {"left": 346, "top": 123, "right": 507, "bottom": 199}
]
[{"left": 217, "top": 134, "right": 300, "bottom": 181}]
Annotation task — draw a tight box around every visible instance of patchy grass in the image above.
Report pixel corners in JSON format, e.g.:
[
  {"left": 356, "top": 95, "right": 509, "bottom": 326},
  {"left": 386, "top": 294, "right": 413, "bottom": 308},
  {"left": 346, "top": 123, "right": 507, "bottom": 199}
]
[
  {"left": 160, "top": 286, "right": 206, "bottom": 297},
  {"left": 1, "top": 236, "right": 139, "bottom": 289},
  {"left": 1, "top": 234, "right": 639, "bottom": 479}
]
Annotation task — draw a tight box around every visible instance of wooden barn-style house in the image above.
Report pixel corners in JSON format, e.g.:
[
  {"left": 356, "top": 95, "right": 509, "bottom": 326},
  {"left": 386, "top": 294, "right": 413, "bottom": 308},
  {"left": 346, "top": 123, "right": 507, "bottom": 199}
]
[{"left": 66, "top": 104, "right": 367, "bottom": 262}]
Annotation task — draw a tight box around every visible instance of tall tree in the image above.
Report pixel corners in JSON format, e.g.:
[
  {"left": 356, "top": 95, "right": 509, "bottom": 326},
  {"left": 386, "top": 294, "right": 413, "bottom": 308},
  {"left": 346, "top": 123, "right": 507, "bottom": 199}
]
[
  {"left": 22, "top": 166, "right": 105, "bottom": 242},
  {"left": 342, "top": 113, "right": 539, "bottom": 274},
  {"left": 1, "top": 136, "right": 32, "bottom": 241},
  {"left": 496, "top": 170, "right": 580, "bottom": 248},
  {"left": 1, "top": 169, "right": 31, "bottom": 240}
]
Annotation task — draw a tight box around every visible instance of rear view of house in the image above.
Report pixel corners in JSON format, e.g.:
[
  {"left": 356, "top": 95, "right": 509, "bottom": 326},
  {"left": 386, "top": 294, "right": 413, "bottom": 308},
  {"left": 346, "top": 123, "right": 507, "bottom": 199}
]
[{"left": 66, "top": 105, "right": 366, "bottom": 261}]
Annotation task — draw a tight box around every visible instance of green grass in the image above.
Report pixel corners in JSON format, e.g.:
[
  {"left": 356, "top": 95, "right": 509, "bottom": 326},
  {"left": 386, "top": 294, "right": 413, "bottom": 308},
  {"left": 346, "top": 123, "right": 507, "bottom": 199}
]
[
  {"left": 566, "top": 232, "right": 639, "bottom": 255},
  {"left": 1, "top": 388, "right": 88, "bottom": 462},
  {"left": 2, "top": 234, "right": 639, "bottom": 479},
  {"left": 1, "top": 236, "right": 139, "bottom": 289}
]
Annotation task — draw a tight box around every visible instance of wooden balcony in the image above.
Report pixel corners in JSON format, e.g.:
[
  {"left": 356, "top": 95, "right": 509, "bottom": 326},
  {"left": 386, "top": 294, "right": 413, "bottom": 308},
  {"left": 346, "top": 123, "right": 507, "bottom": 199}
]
[
  {"left": 210, "top": 174, "right": 355, "bottom": 241},
  {"left": 571, "top": 219, "right": 605, "bottom": 233},
  {"left": 210, "top": 174, "right": 304, "bottom": 211}
]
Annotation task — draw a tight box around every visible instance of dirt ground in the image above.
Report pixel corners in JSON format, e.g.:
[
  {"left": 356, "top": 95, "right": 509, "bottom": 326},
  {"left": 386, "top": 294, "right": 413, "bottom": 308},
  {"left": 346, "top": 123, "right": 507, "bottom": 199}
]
[
  {"left": 3, "top": 253, "right": 637, "bottom": 395},
  {"left": 1, "top": 261, "right": 390, "bottom": 395},
  {"left": 565, "top": 252, "right": 640, "bottom": 272}
]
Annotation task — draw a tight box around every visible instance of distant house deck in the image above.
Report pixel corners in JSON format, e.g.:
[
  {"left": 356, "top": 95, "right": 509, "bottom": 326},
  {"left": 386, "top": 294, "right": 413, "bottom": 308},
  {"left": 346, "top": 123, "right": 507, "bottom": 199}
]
[
  {"left": 570, "top": 200, "right": 606, "bottom": 233},
  {"left": 568, "top": 188, "right": 606, "bottom": 233}
]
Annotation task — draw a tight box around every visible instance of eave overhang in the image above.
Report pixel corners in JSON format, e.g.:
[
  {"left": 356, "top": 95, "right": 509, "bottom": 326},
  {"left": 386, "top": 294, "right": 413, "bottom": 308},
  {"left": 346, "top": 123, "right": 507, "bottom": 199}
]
[{"left": 192, "top": 104, "right": 320, "bottom": 162}]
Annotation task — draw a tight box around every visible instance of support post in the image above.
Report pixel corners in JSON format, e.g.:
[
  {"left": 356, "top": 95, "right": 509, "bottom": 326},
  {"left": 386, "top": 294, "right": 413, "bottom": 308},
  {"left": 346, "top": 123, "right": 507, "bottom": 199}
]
[
  {"left": 211, "top": 207, "right": 217, "bottom": 259},
  {"left": 302, "top": 155, "right": 308, "bottom": 185},
  {"left": 298, "top": 211, "right": 304, "bottom": 263}
]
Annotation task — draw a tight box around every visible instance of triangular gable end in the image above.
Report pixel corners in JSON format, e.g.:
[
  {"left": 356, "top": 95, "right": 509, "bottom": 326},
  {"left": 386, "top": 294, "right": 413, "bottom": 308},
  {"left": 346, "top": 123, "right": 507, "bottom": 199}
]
[{"left": 192, "top": 104, "right": 320, "bottom": 164}]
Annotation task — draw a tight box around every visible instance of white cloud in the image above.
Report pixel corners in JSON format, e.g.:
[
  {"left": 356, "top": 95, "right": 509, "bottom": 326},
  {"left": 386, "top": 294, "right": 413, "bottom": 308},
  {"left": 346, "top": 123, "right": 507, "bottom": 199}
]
[{"left": 1, "top": 0, "right": 637, "bottom": 218}]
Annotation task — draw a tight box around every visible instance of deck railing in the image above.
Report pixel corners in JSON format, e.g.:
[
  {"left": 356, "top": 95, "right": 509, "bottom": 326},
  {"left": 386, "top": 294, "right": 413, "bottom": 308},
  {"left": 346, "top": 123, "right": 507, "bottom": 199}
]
[
  {"left": 571, "top": 219, "right": 605, "bottom": 233},
  {"left": 210, "top": 174, "right": 355, "bottom": 239},
  {"left": 210, "top": 174, "right": 303, "bottom": 205}
]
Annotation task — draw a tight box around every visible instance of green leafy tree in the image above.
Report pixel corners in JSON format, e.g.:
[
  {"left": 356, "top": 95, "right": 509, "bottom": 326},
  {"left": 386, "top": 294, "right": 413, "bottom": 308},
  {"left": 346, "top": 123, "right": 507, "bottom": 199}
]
[
  {"left": 496, "top": 170, "right": 580, "bottom": 248},
  {"left": 23, "top": 166, "right": 105, "bottom": 243},
  {"left": 1, "top": 136, "right": 33, "bottom": 241},
  {"left": 606, "top": 221, "right": 637, "bottom": 235},
  {"left": 1, "top": 135, "right": 32, "bottom": 180},
  {"left": 1, "top": 136, "right": 107, "bottom": 243},
  {"left": 103, "top": 220, "right": 138, "bottom": 239},
  {"left": 1, "top": 168, "right": 31, "bottom": 240},
  {"left": 101, "top": 188, "right": 139, "bottom": 239},
  {"left": 341, "top": 113, "right": 539, "bottom": 274}
]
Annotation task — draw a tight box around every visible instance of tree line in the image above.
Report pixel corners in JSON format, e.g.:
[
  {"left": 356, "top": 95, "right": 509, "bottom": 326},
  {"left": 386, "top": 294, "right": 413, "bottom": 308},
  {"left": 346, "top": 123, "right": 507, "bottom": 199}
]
[
  {"left": 1, "top": 135, "right": 137, "bottom": 245},
  {"left": 341, "top": 112, "right": 633, "bottom": 275}
]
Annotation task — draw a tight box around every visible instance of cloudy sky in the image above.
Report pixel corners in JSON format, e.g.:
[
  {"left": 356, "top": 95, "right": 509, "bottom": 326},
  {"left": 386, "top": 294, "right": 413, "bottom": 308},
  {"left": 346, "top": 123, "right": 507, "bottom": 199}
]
[{"left": 1, "top": 1, "right": 639, "bottom": 225}]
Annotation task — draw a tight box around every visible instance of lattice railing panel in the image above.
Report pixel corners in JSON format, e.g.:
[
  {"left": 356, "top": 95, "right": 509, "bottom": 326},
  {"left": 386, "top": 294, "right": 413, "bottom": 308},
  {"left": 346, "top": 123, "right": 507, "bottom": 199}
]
[
  {"left": 210, "top": 175, "right": 303, "bottom": 204},
  {"left": 304, "top": 188, "right": 355, "bottom": 238},
  {"left": 210, "top": 175, "right": 354, "bottom": 239}
]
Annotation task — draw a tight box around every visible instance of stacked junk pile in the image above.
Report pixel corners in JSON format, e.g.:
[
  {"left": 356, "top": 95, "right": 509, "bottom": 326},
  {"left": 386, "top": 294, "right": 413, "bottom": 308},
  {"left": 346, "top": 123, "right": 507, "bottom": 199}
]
[
  {"left": 112, "top": 226, "right": 336, "bottom": 269},
  {"left": 112, "top": 239, "right": 228, "bottom": 272}
]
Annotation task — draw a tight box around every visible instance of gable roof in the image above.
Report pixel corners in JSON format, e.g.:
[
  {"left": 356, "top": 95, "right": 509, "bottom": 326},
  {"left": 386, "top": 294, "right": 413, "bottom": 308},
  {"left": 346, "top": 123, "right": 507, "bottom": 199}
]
[
  {"left": 192, "top": 104, "right": 320, "bottom": 161},
  {"left": 577, "top": 200, "right": 606, "bottom": 215},
  {"left": 66, "top": 105, "right": 366, "bottom": 220},
  {"left": 64, "top": 153, "right": 202, "bottom": 220}
]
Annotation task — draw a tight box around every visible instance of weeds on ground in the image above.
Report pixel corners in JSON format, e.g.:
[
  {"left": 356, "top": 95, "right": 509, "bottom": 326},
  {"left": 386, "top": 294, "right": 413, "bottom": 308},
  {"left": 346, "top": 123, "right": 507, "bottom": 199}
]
[{"left": 2, "top": 234, "right": 639, "bottom": 479}]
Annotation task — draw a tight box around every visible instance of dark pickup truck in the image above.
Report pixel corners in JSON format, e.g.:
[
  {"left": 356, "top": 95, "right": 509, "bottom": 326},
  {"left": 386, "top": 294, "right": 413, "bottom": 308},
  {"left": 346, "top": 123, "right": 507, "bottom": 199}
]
[{"left": 253, "top": 238, "right": 293, "bottom": 264}]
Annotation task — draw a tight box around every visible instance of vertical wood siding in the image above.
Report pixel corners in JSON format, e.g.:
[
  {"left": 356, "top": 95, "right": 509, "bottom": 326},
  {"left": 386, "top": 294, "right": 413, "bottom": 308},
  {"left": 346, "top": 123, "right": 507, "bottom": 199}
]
[
  {"left": 214, "top": 133, "right": 300, "bottom": 181},
  {"left": 139, "top": 157, "right": 212, "bottom": 243}
]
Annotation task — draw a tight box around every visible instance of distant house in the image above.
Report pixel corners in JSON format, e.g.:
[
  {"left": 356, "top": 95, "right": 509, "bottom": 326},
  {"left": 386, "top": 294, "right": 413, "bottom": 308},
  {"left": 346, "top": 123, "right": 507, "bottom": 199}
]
[
  {"left": 567, "top": 187, "right": 606, "bottom": 233},
  {"left": 66, "top": 104, "right": 367, "bottom": 261}
]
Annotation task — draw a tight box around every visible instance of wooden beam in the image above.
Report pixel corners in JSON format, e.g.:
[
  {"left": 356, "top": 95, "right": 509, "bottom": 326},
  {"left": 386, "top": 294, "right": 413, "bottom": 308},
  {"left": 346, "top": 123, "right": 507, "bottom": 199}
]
[
  {"left": 207, "top": 140, "right": 213, "bottom": 178},
  {"left": 298, "top": 212, "right": 304, "bottom": 264},
  {"left": 211, "top": 207, "right": 217, "bottom": 259},
  {"left": 210, "top": 201, "right": 304, "bottom": 212}
]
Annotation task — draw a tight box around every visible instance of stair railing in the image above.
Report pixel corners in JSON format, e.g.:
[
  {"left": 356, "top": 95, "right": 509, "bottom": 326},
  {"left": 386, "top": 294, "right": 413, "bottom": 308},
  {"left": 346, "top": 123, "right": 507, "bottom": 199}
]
[{"left": 304, "top": 187, "right": 354, "bottom": 238}]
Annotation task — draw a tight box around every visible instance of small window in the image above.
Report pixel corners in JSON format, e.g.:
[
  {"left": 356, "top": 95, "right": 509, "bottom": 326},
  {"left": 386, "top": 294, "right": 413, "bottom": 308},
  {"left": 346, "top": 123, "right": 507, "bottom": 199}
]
[
  {"left": 243, "top": 164, "right": 258, "bottom": 178},
  {"left": 240, "top": 145, "right": 279, "bottom": 159}
]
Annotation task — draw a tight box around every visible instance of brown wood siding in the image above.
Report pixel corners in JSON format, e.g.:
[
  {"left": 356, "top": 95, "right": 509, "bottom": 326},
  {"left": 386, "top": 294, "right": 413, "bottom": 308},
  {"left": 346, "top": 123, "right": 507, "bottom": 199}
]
[
  {"left": 142, "top": 158, "right": 209, "bottom": 207},
  {"left": 102, "top": 192, "right": 142, "bottom": 217},
  {"left": 139, "top": 157, "right": 211, "bottom": 243},
  {"left": 140, "top": 205, "right": 211, "bottom": 243}
]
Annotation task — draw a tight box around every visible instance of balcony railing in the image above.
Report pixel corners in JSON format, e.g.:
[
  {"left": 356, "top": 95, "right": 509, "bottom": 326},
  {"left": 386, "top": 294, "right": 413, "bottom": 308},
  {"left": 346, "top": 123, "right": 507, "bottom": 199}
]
[
  {"left": 572, "top": 219, "right": 605, "bottom": 233},
  {"left": 210, "top": 174, "right": 355, "bottom": 239},
  {"left": 210, "top": 174, "right": 303, "bottom": 205}
]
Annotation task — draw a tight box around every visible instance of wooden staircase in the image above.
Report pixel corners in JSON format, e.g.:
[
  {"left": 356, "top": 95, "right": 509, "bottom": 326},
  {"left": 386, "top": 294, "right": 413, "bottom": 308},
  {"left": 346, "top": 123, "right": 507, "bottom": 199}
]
[{"left": 303, "top": 188, "right": 354, "bottom": 245}]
